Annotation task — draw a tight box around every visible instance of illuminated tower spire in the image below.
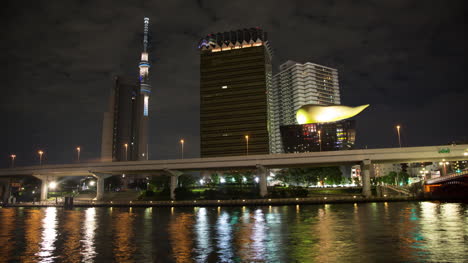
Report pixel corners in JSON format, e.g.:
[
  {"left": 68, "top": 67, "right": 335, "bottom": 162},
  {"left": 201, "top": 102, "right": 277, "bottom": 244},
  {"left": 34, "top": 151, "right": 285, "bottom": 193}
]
[
  {"left": 138, "top": 17, "right": 151, "bottom": 160},
  {"left": 139, "top": 17, "right": 150, "bottom": 87}
]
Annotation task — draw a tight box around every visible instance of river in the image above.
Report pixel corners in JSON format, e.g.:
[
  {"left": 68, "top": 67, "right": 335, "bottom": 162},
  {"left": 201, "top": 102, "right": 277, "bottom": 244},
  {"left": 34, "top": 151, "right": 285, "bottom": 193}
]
[{"left": 0, "top": 202, "right": 466, "bottom": 262}]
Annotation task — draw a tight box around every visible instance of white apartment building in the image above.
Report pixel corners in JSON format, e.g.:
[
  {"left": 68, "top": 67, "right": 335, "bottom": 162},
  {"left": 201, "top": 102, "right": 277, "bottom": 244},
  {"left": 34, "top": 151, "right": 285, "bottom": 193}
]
[{"left": 268, "top": 60, "right": 341, "bottom": 153}]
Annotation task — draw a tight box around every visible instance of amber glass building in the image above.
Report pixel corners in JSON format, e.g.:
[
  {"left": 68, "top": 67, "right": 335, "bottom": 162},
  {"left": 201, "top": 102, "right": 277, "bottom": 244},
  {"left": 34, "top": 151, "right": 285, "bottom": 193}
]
[{"left": 199, "top": 28, "right": 273, "bottom": 157}]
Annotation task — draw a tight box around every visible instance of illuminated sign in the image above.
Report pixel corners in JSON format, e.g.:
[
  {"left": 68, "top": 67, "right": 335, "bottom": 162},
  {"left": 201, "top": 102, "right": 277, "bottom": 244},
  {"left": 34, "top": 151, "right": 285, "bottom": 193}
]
[{"left": 438, "top": 148, "right": 450, "bottom": 154}]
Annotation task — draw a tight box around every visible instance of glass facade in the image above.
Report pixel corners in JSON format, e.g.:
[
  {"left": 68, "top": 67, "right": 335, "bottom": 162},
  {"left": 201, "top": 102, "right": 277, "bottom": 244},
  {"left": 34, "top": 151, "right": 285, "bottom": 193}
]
[{"left": 280, "top": 120, "right": 355, "bottom": 153}]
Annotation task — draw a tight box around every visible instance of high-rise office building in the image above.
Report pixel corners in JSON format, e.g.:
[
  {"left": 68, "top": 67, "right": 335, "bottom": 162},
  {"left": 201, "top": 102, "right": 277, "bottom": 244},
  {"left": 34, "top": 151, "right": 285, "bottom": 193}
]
[
  {"left": 199, "top": 28, "right": 273, "bottom": 157},
  {"left": 101, "top": 17, "right": 152, "bottom": 161},
  {"left": 269, "top": 60, "right": 341, "bottom": 153},
  {"left": 101, "top": 77, "right": 140, "bottom": 161}
]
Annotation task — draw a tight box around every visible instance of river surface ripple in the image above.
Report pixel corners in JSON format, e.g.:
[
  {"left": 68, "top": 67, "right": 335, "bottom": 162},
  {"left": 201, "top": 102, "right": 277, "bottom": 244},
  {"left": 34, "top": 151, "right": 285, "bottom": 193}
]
[{"left": 0, "top": 202, "right": 466, "bottom": 263}]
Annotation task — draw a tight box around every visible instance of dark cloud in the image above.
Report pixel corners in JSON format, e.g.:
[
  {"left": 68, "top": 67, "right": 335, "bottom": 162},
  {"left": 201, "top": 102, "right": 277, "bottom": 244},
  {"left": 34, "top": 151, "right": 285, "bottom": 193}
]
[{"left": 1, "top": 0, "right": 466, "bottom": 167}]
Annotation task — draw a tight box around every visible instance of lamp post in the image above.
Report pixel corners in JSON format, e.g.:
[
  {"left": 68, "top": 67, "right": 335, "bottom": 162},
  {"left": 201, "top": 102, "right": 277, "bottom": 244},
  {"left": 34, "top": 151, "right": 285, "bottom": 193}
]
[
  {"left": 38, "top": 150, "right": 44, "bottom": 166},
  {"left": 396, "top": 125, "right": 401, "bottom": 148},
  {"left": 180, "top": 139, "right": 185, "bottom": 159},
  {"left": 76, "top": 147, "right": 81, "bottom": 162},
  {"left": 124, "top": 143, "right": 128, "bottom": 161},
  {"left": 10, "top": 154, "right": 16, "bottom": 168},
  {"left": 318, "top": 130, "right": 322, "bottom": 152},
  {"left": 245, "top": 135, "right": 249, "bottom": 155}
]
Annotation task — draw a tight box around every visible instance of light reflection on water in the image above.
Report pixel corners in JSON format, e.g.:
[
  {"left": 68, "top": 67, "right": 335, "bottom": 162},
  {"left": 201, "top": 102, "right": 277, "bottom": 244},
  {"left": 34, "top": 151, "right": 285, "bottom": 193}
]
[
  {"left": 0, "top": 202, "right": 466, "bottom": 263},
  {"left": 21, "top": 208, "right": 43, "bottom": 263},
  {"left": 113, "top": 208, "right": 136, "bottom": 263},
  {"left": 194, "top": 207, "right": 212, "bottom": 262},
  {"left": 0, "top": 208, "right": 16, "bottom": 261},
  {"left": 81, "top": 208, "right": 97, "bottom": 262},
  {"left": 37, "top": 207, "right": 57, "bottom": 262}
]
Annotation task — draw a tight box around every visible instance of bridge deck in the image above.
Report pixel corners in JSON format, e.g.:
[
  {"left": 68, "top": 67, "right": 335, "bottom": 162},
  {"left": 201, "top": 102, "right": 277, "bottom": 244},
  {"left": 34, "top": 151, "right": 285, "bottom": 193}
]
[
  {"left": 425, "top": 169, "right": 468, "bottom": 185},
  {"left": 0, "top": 144, "right": 467, "bottom": 177}
]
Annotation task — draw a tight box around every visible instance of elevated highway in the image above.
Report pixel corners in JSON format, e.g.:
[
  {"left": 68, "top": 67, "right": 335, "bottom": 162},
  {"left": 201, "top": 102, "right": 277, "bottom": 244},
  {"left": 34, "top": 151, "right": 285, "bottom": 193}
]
[{"left": 1, "top": 144, "right": 467, "bottom": 201}]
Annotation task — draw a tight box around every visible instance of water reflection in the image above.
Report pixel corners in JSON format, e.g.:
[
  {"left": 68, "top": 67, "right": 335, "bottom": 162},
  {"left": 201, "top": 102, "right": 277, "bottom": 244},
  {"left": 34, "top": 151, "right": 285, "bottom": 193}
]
[
  {"left": 169, "top": 210, "right": 194, "bottom": 263},
  {"left": 216, "top": 210, "right": 234, "bottom": 262},
  {"left": 419, "top": 202, "right": 466, "bottom": 262},
  {"left": 0, "top": 208, "right": 16, "bottom": 261},
  {"left": 315, "top": 205, "right": 336, "bottom": 262},
  {"left": 37, "top": 207, "right": 58, "bottom": 262},
  {"left": 250, "top": 209, "right": 266, "bottom": 261},
  {"left": 235, "top": 207, "right": 252, "bottom": 261},
  {"left": 113, "top": 209, "right": 136, "bottom": 263},
  {"left": 82, "top": 208, "right": 97, "bottom": 262},
  {"left": 0, "top": 202, "right": 466, "bottom": 262},
  {"left": 141, "top": 207, "right": 153, "bottom": 262},
  {"left": 61, "top": 210, "right": 81, "bottom": 263},
  {"left": 21, "top": 209, "right": 43, "bottom": 262},
  {"left": 194, "top": 207, "right": 212, "bottom": 262}
]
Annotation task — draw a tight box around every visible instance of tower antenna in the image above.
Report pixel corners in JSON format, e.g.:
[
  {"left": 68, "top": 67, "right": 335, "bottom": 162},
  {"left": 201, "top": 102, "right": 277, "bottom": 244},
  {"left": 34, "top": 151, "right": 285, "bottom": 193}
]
[{"left": 143, "top": 17, "right": 149, "bottom": 52}]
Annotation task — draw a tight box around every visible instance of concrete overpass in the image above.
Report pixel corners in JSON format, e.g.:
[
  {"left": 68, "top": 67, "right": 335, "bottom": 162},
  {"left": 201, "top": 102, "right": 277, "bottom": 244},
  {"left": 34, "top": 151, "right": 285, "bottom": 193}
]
[{"left": 1, "top": 144, "right": 467, "bottom": 201}]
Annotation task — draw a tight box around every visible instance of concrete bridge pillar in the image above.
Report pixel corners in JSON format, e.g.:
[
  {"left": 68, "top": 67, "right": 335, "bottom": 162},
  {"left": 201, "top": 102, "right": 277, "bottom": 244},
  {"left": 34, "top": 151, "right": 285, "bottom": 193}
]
[
  {"left": 33, "top": 175, "right": 57, "bottom": 201},
  {"left": 361, "top": 159, "right": 372, "bottom": 198},
  {"left": 257, "top": 165, "right": 268, "bottom": 197},
  {"left": 165, "top": 170, "right": 183, "bottom": 200},
  {"left": 0, "top": 178, "right": 11, "bottom": 203},
  {"left": 91, "top": 173, "right": 112, "bottom": 201}
]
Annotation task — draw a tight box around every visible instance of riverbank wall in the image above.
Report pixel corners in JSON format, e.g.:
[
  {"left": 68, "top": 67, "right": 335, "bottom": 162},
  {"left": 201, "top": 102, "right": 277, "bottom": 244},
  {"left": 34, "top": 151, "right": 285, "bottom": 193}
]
[{"left": 1, "top": 195, "right": 465, "bottom": 208}]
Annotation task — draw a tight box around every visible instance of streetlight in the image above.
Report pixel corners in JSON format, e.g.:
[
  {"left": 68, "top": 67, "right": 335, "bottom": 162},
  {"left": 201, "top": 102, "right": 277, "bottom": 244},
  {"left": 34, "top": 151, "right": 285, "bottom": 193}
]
[
  {"left": 38, "top": 150, "right": 44, "bottom": 165},
  {"left": 10, "top": 154, "right": 16, "bottom": 168},
  {"left": 76, "top": 147, "right": 81, "bottom": 162},
  {"left": 396, "top": 125, "right": 402, "bottom": 148},
  {"left": 124, "top": 143, "right": 128, "bottom": 161},
  {"left": 318, "top": 130, "right": 322, "bottom": 152},
  {"left": 49, "top": 181, "right": 57, "bottom": 190},
  {"left": 180, "top": 139, "right": 185, "bottom": 159},
  {"left": 245, "top": 135, "right": 249, "bottom": 155}
]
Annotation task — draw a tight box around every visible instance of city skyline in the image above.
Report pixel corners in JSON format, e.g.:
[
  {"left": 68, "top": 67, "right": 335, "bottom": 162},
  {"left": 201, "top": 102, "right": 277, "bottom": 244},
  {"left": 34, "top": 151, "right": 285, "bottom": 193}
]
[{"left": 2, "top": 1, "right": 467, "bottom": 167}]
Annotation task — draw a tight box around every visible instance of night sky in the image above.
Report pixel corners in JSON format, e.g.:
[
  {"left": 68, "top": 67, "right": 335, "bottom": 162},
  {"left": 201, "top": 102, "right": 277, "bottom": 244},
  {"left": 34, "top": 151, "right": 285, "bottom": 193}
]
[{"left": 1, "top": 0, "right": 467, "bottom": 167}]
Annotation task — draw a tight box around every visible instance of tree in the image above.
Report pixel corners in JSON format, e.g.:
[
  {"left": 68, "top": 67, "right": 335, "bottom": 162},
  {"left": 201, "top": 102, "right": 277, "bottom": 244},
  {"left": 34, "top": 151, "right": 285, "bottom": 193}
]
[
  {"left": 210, "top": 173, "right": 220, "bottom": 185},
  {"left": 321, "top": 167, "right": 342, "bottom": 185},
  {"left": 303, "top": 168, "right": 320, "bottom": 187},
  {"left": 289, "top": 168, "right": 306, "bottom": 186},
  {"left": 275, "top": 169, "right": 291, "bottom": 185},
  {"left": 149, "top": 175, "right": 170, "bottom": 190},
  {"left": 178, "top": 174, "right": 196, "bottom": 188},
  {"left": 397, "top": 171, "right": 409, "bottom": 185},
  {"left": 382, "top": 171, "right": 397, "bottom": 185}
]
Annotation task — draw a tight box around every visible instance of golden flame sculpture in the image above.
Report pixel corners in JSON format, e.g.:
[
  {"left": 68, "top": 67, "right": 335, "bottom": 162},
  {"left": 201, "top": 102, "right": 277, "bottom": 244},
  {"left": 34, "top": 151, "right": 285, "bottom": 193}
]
[{"left": 296, "top": 104, "right": 370, "bottom": 124}]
